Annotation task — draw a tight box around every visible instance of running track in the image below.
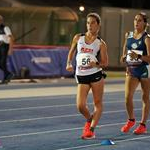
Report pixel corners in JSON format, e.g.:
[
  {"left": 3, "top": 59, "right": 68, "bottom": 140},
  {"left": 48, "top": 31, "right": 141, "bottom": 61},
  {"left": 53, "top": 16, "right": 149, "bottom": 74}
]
[{"left": 0, "top": 78, "right": 150, "bottom": 150}]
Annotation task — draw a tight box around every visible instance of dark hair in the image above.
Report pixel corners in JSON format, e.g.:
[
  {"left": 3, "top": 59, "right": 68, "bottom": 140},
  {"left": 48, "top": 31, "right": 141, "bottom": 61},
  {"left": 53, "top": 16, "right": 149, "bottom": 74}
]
[
  {"left": 87, "top": 13, "right": 101, "bottom": 24},
  {"left": 138, "top": 12, "right": 148, "bottom": 23}
]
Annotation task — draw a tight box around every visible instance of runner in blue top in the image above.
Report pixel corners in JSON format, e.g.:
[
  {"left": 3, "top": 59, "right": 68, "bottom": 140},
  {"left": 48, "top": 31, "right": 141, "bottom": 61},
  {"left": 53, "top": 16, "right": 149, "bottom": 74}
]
[{"left": 120, "top": 12, "right": 150, "bottom": 134}]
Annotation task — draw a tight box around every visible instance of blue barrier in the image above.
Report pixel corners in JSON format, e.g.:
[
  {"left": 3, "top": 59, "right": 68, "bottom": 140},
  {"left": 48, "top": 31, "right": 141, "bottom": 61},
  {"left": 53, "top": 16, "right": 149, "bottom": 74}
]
[{"left": 0, "top": 46, "right": 75, "bottom": 79}]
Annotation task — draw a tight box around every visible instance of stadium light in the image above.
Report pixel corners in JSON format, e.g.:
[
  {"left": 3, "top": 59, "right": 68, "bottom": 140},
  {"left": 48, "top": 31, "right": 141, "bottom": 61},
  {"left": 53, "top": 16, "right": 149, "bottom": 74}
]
[{"left": 79, "top": 5, "right": 85, "bottom": 12}]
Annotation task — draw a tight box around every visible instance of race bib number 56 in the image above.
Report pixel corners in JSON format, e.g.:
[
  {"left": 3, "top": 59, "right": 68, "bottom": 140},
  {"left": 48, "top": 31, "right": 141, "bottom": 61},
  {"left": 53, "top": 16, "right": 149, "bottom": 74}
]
[{"left": 76, "top": 53, "right": 97, "bottom": 67}]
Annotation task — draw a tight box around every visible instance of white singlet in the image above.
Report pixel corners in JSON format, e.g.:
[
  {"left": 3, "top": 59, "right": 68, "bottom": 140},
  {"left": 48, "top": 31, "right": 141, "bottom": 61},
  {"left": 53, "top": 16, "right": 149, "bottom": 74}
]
[{"left": 76, "top": 34, "right": 102, "bottom": 76}]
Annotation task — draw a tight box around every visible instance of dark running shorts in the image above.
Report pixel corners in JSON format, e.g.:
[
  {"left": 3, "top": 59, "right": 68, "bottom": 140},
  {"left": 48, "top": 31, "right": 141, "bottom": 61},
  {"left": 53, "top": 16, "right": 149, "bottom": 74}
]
[
  {"left": 75, "top": 71, "right": 106, "bottom": 84},
  {"left": 126, "top": 65, "right": 150, "bottom": 79}
]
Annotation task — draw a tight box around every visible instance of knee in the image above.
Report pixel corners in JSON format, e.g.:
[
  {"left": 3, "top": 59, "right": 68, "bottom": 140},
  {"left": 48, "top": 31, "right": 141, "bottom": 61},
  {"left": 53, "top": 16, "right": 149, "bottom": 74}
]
[
  {"left": 77, "top": 103, "right": 86, "bottom": 113},
  {"left": 94, "top": 100, "right": 102, "bottom": 110}
]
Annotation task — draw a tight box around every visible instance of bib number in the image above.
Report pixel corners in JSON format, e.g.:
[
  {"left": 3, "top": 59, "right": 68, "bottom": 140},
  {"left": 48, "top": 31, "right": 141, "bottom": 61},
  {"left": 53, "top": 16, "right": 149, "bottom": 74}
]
[
  {"left": 77, "top": 53, "right": 97, "bottom": 67},
  {"left": 81, "top": 57, "right": 91, "bottom": 66}
]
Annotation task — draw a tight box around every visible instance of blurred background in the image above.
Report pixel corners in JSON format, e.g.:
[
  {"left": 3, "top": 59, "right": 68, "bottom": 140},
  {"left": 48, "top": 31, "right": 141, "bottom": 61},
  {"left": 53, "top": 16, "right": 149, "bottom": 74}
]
[{"left": 0, "top": 0, "right": 150, "bottom": 79}]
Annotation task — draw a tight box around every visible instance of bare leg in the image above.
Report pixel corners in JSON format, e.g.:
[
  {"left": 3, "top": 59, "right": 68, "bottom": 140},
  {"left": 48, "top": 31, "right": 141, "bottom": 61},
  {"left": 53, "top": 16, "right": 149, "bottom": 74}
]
[
  {"left": 125, "top": 76, "right": 139, "bottom": 119},
  {"left": 140, "top": 78, "right": 150, "bottom": 124},
  {"left": 90, "top": 79, "right": 104, "bottom": 128},
  {"left": 76, "top": 84, "right": 91, "bottom": 120}
]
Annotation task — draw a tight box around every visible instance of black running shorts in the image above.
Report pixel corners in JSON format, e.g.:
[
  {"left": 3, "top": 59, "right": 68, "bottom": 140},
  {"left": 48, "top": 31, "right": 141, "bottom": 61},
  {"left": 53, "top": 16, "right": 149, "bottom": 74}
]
[{"left": 75, "top": 70, "right": 106, "bottom": 84}]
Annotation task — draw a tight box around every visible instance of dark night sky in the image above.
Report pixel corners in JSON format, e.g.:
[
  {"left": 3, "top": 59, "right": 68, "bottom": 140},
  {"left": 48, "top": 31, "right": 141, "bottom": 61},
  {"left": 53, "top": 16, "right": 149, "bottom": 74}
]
[{"left": 17, "top": 0, "right": 150, "bottom": 9}]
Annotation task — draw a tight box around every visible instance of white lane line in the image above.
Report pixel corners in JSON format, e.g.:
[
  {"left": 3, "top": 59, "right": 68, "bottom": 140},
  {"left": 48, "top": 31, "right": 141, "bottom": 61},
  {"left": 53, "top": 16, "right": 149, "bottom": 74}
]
[
  {"left": 0, "top": 95, "right": 75, "bottom": 102},
  {"left": 0, "top": 95, "right": 118, "bottom": 102},
  {"left": 0, "top": 103, "right": 77, "bottom": 112},
  {"left": 0, "top": 99, "right": 141, "bottom": 112},
  {"left": 0, "top": 114, "right": 80, "bottom": 123},
  {"left": 0, "top": 127, "right": 81, "bottom": 139},
  {"left": 56, "top": 135, "right": 150, "bottom": 150},
  {"left": 0, "top": 119, "right": 149, "bottom": 139},
  {"left": 0, "top": 108, "right": 142, "bottom": 124}
]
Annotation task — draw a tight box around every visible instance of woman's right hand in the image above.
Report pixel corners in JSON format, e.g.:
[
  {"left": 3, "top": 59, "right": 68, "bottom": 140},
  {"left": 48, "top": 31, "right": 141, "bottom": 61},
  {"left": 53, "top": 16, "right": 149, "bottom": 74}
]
[
  {"left": 120, "top": 55, "right": 126, "bottom": 63},
  {"left": 66, "top": 63, "right": 74, "bottom": 72}
]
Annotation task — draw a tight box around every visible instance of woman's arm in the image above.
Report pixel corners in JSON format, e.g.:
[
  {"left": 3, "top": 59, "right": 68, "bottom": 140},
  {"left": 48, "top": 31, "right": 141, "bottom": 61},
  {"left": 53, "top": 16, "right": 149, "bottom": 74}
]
[
  {"left": 120, "top": 32, "right": 128, "bottom": 64},
  {"left": 8, "top": 34, "right": 14, "bottom": 55},
  {"left": 98, "top": 39, "right": 108, "bottom": 68},
  {"left": 66, "top": 34, "right": 80, "bottom": 72},
  {"left": 141, "top": 36, "right": 150, "bottom": 63}
]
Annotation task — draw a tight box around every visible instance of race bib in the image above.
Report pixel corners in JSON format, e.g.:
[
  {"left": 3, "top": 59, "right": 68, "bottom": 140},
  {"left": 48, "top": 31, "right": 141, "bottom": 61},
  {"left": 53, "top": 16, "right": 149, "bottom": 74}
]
[
  {"left": 76, "top": 53, "right": 98, "bottom": 67},
  {"left": 126, "top": 50, "right": 143, "bottom": 65}
]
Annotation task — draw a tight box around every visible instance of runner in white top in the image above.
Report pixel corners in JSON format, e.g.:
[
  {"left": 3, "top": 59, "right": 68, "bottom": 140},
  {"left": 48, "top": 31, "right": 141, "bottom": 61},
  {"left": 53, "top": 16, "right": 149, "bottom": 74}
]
[
  {"left": 76, "top": 34, "right": 102, "bottom": 76},
  {"left": 66, "top": 12, "right": 108, "bottom": 139}
]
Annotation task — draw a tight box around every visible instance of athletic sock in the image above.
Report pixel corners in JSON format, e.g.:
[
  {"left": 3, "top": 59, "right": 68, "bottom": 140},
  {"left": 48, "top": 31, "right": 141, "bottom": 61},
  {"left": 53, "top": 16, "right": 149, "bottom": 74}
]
[
  {"left": 90, "top": 127, "right": 95, "bottom": 132},
  {"left": 140, "top": 123, "right": 146, "bottom": 127},
  {"left": 129, "top": 119, "right": 135, "bottom": 122}
]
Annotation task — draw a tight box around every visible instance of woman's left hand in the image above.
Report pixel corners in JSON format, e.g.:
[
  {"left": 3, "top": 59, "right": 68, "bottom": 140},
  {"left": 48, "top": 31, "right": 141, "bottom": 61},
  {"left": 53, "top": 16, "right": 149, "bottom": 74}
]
[
  {"left": 129, "top": 51, "right": 138, "bottom": 60},
  {"left": 89, "top": 61, "right": 98, "bottom": 67}
]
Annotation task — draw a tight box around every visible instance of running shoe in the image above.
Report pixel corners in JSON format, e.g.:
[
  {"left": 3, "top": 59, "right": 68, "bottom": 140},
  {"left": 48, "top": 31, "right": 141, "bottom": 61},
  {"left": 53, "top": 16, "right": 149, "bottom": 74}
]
[
  {"left": 82, "top": 122, "right": 91, "bottom": 135},
  {"left": 121, "top": 120, "right": 135, "bottom": 133},
  {"left": 133, "top": 124, "right": 147, "bottom": 134},
  {"left": 81, "top": 129, "right": 95, "bottom": 139}
]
